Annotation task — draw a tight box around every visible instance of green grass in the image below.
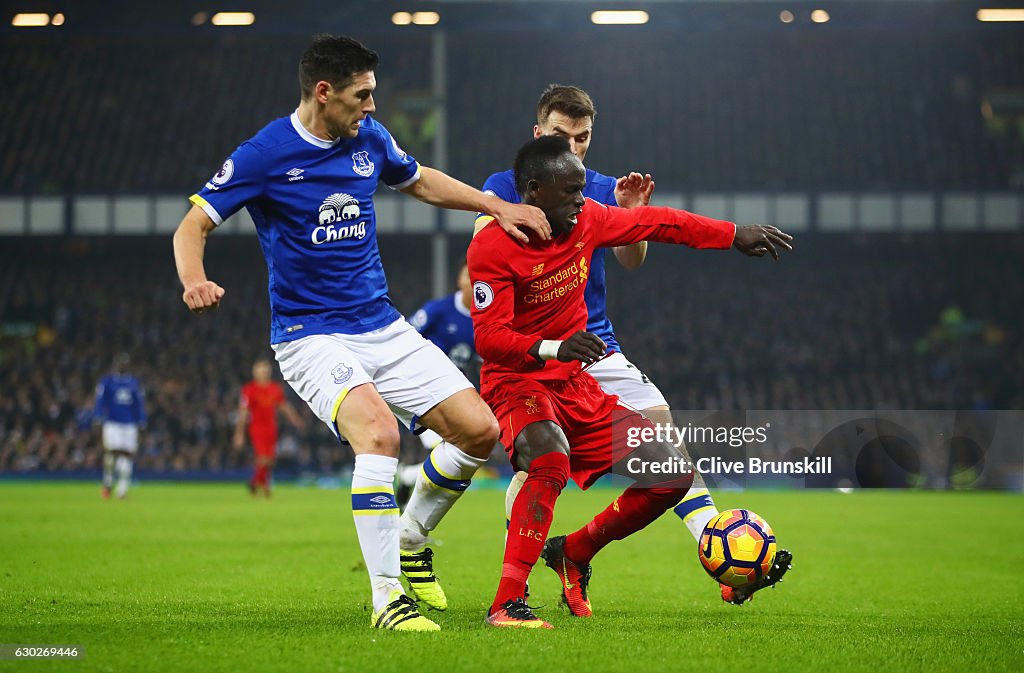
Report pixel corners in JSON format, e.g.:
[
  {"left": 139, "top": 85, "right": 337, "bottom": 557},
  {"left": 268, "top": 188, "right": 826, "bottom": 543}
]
[{"left": 1, "top": 483, "right": 1022, "bottom": 673}]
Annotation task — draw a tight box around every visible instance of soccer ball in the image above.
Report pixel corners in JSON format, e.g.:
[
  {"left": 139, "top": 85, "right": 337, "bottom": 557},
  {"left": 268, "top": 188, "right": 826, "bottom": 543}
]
[{"left": 698, "top": 509, "right": 777, "bottom": 589}]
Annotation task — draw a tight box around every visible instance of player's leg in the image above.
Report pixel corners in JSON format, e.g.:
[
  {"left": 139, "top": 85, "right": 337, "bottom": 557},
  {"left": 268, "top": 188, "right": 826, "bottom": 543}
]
[
  {"left": 113, "top": 450, "right": 135, "bottom": 499},
  {"left": 248, "top": 434, "right": 264, "bottom": 495},
  {"left": 344, "top": 320, "right": 490, "bottom": 611},
  {"left": 273, "top": 334, "right": 438, "bottom": 631},
  {"left": 101, "top": 446, "right": 115, "bottom": 500},
  {"left": 395, "top": 429, "right": 441, "bottom": 510},
  {"left": 642, "top": 406, "right": 721, "bottom": 540},
  {"left": 258, "top": 455, "right": 276, "bottom": 496},
  {"left": 541, "top": 395, "right": 692, "bottom": 616},
  {"left": 401, "top": 388, "right": 497, "bottom": 550},
  {"left": 487, "top": 419, "right": 568, "bottom": 629},
  {"left": 587, "top": 353, "right": 722, "bottom": 540},
  {"left": 561, "top": 424, "right": 694, "bottom": 565},
  {"left": 250, "top": 432, "right": 276, "bottom": 496},
  {"left": 104, "top": 422, "right": 138, "bottom": 500}
]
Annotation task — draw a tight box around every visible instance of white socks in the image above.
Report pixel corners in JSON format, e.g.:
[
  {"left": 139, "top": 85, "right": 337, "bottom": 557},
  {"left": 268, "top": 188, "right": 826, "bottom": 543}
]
[
  {"left": 673, "top": 486, "right": 720, "bottom": 541},
  {"left": 351, "top": 454, "right": 402, "bottom": 612},
  {"left": 114, "top": 455, "right": 133, "bottom": 498},
  {"left": 399, "top": 442, "right": 486, "bottom": 551},
  {"left": 102, "top": 452, "right": 115, "bottom": 488}
]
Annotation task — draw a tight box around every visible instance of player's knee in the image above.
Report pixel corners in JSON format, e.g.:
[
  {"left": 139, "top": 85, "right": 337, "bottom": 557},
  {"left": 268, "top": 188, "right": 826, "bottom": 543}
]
[
  {"left": 459, "top": 412, "right": 500, "bottom": 458},
  {"left": 343, "top": 419, "right": 400, "bottom": 457},
  {"left": 524, "top": 451, "right": 570, "bottom": 491}
]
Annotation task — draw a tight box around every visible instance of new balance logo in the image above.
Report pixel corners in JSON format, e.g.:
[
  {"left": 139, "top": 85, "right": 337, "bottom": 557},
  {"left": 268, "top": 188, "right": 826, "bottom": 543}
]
[
  {"left": 531, "top": 263, "right": 545, "bottom": 276},
  {"left": 286, "top": 168, "right": 305, "bottom": 182}
]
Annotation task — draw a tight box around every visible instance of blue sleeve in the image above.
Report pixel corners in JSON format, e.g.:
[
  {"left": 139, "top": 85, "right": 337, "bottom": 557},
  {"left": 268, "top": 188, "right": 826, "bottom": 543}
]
[
  {"left": 592, "top": 172, "right": 618, "bottom": 207},
  {"left": 482, "top": 172, "right": 518, "bottom": 203},
  {"left": 476, "top": 172, "right": 518, "bottom": 222},
  {"left": 371, "top": 119, "right": 420, "bottom": 190},
  {"left": 190, "top": 141, "right": 266, "bottom": 225}
]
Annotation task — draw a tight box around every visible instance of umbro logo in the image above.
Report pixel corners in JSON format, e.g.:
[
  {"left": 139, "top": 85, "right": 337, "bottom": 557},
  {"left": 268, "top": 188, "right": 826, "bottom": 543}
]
[
  {"left": 286, "top": 168, "right": 305, "bottom": 182},
  {"left": 370, "top": 495, "right": 392, "bottom": 505}
]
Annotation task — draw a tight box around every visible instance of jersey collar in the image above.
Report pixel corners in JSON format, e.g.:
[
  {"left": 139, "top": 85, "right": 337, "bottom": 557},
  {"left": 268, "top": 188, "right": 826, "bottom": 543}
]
[
  {"left": 290, "top": 110, "right": 340, "bottom": 149},
  {"left": 453, "top": 291, "right": 471, "bottom": 317}
]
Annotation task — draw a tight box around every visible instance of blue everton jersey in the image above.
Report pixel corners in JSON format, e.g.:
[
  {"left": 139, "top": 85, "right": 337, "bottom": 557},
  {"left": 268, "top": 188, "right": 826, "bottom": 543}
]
[
  {"left": 409, "top": 291, "right": 477, "bottom": 372},
  {"left": 477, "top": 168, "right": 621, "bottom": 352},
  {"left": 94, "top": 374, "right": 146, "bottom": 426},
  {"left": 191, "top": 112, "right": 420, "bottom": 344}
]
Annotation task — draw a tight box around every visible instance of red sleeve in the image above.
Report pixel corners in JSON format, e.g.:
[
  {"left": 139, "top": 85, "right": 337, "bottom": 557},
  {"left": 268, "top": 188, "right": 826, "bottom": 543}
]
[
  {"left": 588, "top": 199, "right": 736, "bottom": 250},
  {"left": 467, "top": 227, "right": 545, "bottom": 372},
  {"left": 240, "top": 383, "right": 252, "bottom": 408}
]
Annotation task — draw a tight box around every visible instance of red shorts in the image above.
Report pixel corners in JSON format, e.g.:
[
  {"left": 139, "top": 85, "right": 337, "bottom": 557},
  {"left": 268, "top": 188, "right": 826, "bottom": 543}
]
[
  {"left": 484, "top": 371, "right": 644, "bottom": 490},
  {"left": 249, "top": 429, "right": 278, "bottom": 459}
]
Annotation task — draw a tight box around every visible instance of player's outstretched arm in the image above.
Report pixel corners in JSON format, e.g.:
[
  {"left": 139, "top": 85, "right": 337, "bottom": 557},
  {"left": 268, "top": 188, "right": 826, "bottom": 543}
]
[
  {"left": 173, "top": 205, "right": 226, "bottom": 313},
  {"left": 611, "top": 172, "right": 655, "bottom": 270},
  {"left": 402, "top": 167, "right": 551, "bottom": 243},
  {"left": 732, "top": 224, "right": 794, "bottom": 261}
]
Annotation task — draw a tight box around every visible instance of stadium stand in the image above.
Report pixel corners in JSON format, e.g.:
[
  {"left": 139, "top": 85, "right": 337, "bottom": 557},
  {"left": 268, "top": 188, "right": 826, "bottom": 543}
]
[
  {"left": 1, "top": 234, "right": 1020, "bottom": 475},
  {"left": 0, "top": 30, "right": 1022, "bottom": 194}
]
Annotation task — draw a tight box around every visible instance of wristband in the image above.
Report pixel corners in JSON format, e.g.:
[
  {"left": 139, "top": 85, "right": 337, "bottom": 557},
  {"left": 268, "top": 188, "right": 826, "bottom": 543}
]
[{"left": 538, "top": 340, "right": 562, "bottom": 361}]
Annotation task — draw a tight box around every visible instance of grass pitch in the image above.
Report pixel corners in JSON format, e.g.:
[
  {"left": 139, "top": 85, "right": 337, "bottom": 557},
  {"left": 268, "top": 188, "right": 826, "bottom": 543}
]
[{"left": 1, "top": 483, "right": 1021, "bottom": 673}]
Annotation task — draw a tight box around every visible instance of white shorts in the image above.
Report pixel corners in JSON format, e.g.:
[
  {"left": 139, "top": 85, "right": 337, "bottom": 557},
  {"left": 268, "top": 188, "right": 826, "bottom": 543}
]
[
  {"left": 102, "top": 422, "right": 139, "bottom": 453},
  {"left": 272, "top": 319, "right": 474, "bottom": 439},
  {"left": 586, "top": 351, "right": 669, "bottom": 411}
]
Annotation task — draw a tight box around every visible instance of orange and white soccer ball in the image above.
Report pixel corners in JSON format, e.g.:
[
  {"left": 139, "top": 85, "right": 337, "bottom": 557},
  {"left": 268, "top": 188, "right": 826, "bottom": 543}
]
[{"left": 698, "top": 509, "right": 777, "bottom": 589}]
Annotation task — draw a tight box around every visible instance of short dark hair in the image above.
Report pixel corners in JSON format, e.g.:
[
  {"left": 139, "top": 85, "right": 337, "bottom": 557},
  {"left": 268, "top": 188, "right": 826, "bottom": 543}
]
[
  {"left": 299, "top": 34, "right": 379, "bottom": 100},
  {"left": 536, "top": 84, "right": 596, "bottom": 125},
  {"left": 514, "top": 135, "right": 575, "bottom": 196}
]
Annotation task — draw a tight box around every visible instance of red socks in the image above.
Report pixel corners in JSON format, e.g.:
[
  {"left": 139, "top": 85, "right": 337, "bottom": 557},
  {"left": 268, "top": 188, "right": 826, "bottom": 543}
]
[
  {"left": 564, "top": 479, "right": 691, "bottom": 566},
  {"left": 251, "top": 464, "right": 270, "bottom": 491},
  {"left": 492, "top": 452, "right": 570, "bottom": 612}
]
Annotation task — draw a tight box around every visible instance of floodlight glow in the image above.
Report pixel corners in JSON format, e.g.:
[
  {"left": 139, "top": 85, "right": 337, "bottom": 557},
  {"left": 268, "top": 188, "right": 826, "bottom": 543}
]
[
  {"left": 976, "top": 8, "right": 1024, "bottom": 21},
  {"left": 779, "top": 10, "right": 795, "bottom": 23},
  {"left": 12, "top": 13, "right": 50, "bottom": 26},
  {"left": 412, "top": 12, "right": 440, "bottom": 25},
  {"left": 810, "top": 9, "right": 830, "bottom": 23},
  {"left": 210, "top": 12, "right": 254, "bottom": 26},
  {"left": 591, "top": 10, "right": 649, "bottom": 25},
  {"left": 392, "top": 12, "right": 412, "bottom": 25},
  {"left": 50, "top": 12, "right": 64, "bottom": 25}
]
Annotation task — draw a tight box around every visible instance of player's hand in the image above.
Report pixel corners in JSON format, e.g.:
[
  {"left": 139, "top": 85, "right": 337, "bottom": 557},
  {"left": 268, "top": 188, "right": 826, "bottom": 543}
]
[
  {"left": 559, "top": 331, "right": 607, "bottom": 365},
  {"left": 614, "top": 172, "right": 655, "bottom": 209},
  {"left": 182, "top": 280, "right": 226, "bottom": 313},
  {"left": 491, "top": 201, "right": 551, "bottom": 243},
  {"left": 732, "top": 225, "right": 794, "bottom": 261}
]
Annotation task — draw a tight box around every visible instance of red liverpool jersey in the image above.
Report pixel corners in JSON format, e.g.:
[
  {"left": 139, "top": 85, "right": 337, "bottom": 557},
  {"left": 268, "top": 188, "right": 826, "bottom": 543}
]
[
  {"left": 467, "top": 198, "right": 735, "bottom": 385},
  {"left": 241, "top": 381, "right": 285, "bottom": 433}
]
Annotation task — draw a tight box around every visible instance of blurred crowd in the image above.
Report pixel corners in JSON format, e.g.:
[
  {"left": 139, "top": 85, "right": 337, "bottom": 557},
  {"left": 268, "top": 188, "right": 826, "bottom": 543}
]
[
  {"left": 2, "top": 30, "right": 1022, "bottom": 195},
  {"left": 1, "top": 233, "right": 1020, "bottom": 477}
]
